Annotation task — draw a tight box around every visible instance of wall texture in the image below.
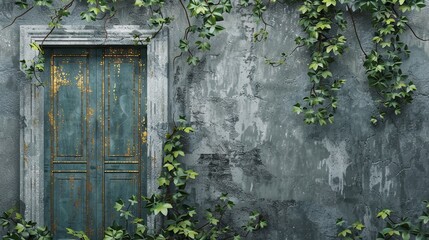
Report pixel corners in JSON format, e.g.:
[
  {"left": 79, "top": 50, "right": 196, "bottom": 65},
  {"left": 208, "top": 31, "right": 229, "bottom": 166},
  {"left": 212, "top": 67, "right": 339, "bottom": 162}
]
[{"left": 1, "top": 0, "right": 429, "bottom": 239}]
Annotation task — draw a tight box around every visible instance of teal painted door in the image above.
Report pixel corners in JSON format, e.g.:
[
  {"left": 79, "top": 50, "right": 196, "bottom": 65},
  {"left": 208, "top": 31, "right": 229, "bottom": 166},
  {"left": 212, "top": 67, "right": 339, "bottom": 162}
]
[{"left": 43, "top": 47, "right": 147, "bottom": 239}]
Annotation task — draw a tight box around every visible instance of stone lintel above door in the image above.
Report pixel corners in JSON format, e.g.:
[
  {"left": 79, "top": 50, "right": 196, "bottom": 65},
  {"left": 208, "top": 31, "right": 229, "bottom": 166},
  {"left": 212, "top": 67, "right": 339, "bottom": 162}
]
[{"left": 19, "top": 25, "right": 169, "bottom": 231}]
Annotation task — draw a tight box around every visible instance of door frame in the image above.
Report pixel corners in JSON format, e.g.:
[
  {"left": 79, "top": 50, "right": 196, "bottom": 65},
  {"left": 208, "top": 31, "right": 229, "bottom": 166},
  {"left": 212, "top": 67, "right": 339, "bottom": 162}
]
[{"left": 19, "top": 25, "right": 168, "bottom": 230}]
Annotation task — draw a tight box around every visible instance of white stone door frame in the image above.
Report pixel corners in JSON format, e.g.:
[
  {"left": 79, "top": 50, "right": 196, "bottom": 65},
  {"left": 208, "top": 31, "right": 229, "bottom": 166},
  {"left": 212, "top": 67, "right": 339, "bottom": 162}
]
[{"left": 19, "top": 25, "right": 169, "bottom": 230}]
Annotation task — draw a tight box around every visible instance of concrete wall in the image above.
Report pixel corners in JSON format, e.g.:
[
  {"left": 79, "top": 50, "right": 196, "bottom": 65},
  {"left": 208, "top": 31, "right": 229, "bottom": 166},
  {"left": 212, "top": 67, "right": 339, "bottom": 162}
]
[{"left": 1, "top": 0, "right": 429, "bottom": 239}]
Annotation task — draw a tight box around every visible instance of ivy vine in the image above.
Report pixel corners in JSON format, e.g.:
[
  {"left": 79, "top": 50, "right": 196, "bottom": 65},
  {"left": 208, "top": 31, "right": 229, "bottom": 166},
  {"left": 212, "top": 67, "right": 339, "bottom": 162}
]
[
  {"left": 282, "top": 0, "right": 426, "bottom": 125},
  {"left": 2, "top": 0, "right": 428, "bottom": 125},
  {"left": 1, "top": 118, "right": 267, "bottom": 239},
  {"left": 337, "top": 201, "right": 429, "bottom": 239}
]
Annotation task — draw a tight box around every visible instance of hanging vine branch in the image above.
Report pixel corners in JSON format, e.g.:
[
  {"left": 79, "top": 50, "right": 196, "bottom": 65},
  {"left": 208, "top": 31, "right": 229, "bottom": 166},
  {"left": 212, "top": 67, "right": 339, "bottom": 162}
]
[
  {"left": 346, "top": 5, "right": 367, "bottom": 58},
  {"left": 1, "top": 5, "right": 34, "bottom": 31},
  {"left": 292, "top": 0, "right": 348, "bottom": 125},
  {"left": 356, "top": 0, "right": 424, "bottom": 125}
]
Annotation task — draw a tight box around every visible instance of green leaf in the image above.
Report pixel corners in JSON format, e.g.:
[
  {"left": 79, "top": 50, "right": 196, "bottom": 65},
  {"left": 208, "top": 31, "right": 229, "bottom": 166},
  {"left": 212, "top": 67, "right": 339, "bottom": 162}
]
[
  {"left": 164, "top": 143, "right": 174, "bottom": 152},
  {"left": 114, "top": 199, "right": 124, "bottom": 211},
  {"left": 184, "top": 126, "right": 194, "bottom": 133},
  {"left": 80, "top": 11, "right": 96, "bottom": 21},
  {"left": 322, "top": 0, "right": 336, "bottom": 6},
  {"left": 402, "top": 231, "right": 410, "bottom": 240},
  {"left": 29, "top": 42, "right": 44, "bottom": 54},
  {"left": 338, "top": 229, "right": 352, "bottom": 237},
  {"left": 185, "top": 169, "right": 199, "bottom": 179},
  {"left": 377, "top": 209, "right": 392, "bottom": 219},
  {"left": 173, "top": 150, "right": 185, "bottom": 158},
  {"left": 128, "top": 195, "right": 138, "bottom": 206},
  {"left": 15, "top": 223, "right": 25, "bottom": 233},
  {"left": 163, "top": 163, "right": 175, "bottom": 171},
  {"left": 164, "top": 154, "right": 174, "bottom": 163},
  {"left": 336, "top": 218, "right": 345, "bottom": 226},
  {"left": 419, "top": 215, "right": 429, "bottom": 224},
  {"left": 187, "top": 56, "right": 200, "bottom": 65},
  {"left": 293, "top": 103, "right": 303, "bottom": 114},
  {"left": 179, "top": 39, "right": 189, "bottom": 52},
  {"left": 321, "top": 71, "right": 332, "bottom": 78},
  {"left": 153, "top": 203, "right": 173, "bottom": 216},
  {"left": 135, "top": 0, "right": 144, "bottom": 7},
  {"left": 352, "top": 221, "right": 365, "bottom": 230}
]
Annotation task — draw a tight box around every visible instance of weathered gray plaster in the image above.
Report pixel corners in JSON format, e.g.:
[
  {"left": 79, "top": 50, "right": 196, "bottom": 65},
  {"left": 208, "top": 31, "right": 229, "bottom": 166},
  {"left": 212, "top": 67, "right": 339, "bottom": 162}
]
[{"left": 1, "top": 0, "right": 429, "bottom": 239}]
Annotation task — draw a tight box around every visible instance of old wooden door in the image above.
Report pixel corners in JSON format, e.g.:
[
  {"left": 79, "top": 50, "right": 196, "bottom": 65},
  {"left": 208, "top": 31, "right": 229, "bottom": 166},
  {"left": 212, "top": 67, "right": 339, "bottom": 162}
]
[{"left": 43, "top": 47, "right": 147, "bottom": 239}]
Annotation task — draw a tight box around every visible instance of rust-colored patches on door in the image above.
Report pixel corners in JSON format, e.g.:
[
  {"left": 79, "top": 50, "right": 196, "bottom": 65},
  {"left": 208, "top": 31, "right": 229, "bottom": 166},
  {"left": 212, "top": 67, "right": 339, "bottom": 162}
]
[
  {"left": 52, "top": 65, "right": 71, "bottom": 95},
  {"left": 141, "top": 130, "right": 147, "bottom": 144},
  {"left": 75, "top": 68, "right": 92, "bottom": 93},
  {"left": 87, "top": 108, "right": 94, "bottom": 120},
  {"left": 106, "top": 48, "right": 139, "bottom": 55},
  {"left": 48, "top": 111, "right": 57, "bottom": 135}
]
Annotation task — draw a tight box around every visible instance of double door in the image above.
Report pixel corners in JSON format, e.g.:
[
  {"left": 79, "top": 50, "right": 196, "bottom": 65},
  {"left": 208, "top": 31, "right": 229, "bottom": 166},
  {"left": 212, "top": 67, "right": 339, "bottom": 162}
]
[{"left": 43, "top": 47, "right": 147, "bottom": 239}]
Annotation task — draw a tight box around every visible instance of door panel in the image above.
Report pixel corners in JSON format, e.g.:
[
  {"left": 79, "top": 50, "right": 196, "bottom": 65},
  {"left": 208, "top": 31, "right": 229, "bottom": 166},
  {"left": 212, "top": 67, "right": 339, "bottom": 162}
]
[
  {"left": 52, "top": 173, "right": 87, "bottom": 238},
  {"left": 104, "top": 173, "right": 140, "bottom": 229},
  {"left": 44, "top": 47, "right": 147, "bottom": 239},
  {"left": 53, "top": 58, "right": 87, "bottom": 157},
  {"left": 51, "top": 54, "right": 88, "bottom": 161},
  {"left": 105, "top": 57, "right": 137, "bottom": 157}
]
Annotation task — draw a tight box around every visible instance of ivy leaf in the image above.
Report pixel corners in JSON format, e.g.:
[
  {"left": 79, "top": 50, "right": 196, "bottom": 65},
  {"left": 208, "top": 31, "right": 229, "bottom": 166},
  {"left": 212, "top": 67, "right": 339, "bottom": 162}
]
[
  {"left": 135, "top": 0, "right": 145, "bottom": 7},
  {"left": 336, "top": 218, "right": 345, "bottom": 226},
  {"left": 315, "top": 21, "right": 331, "bottom": 30},
  {"left": 184, "top": 126, "right": 194, "bottom": 133},
  {"left": 419, "top": 215, "right": 429, "bottom": 224},
  {"left": 188, "top": 209, "right": 197, "bottom": 217},
  {"left": 338, "top": 229, "right": 352, "bottom": 237},
  {"left": 293, "top": 103, "right": 303, "bottom": 114},
  {"left": 153, "top": 203, "right": 173, "bottom": 216},
  {"left": 30, "top": 42, "right": 44, "bottom": 54},
  {"left": 114, "top": 199, "right": 124, "bottom": 211},
  {"left": 15, "top": 1, "right": 29, "bottom": 8},
  {"left": 185, "top": 169, "right": 199, "bottom": 179},
  {"left": 80, "top": 11, "right": 96, "bottom": 21},
  {"left": 195, "top": 41, "right": 211, "bottom": 51},
  {"left": 163, "top": 163, "right": 175, "bottom": 171},
  {"left": 158, "top": 177, "right": 170, "bottom": 186},
  {"left": 406, "top": 84, "right": 417, "bottom": 93},
  {"left": 184, "top": 229, "right": 198, "bottom": 239},
  {"left": 259, "top": 220, "right": 268, "bottom": 228},
  {"left": 173, "top": 150, "right": 185, "bottom": 158},
  {"left": 187, "top": 56, "right": 200, "bottom": 65},
  {"left": 15, "top": 223, "right": 25, "bottom": 233},
  {"left": 321, "top": 70, "right": 332, "bottom": 78},
  {"left": 352, "top": 221, "right": 365, "bottom": 230},
  {"left": 128, "top": 195, "right": 138, "bottom": 206},
  {"left": 179, "top": 39, "right": 189, "bottom": 52},
  {"left": 322, "top": 0, "right": 336, "bottom": 6},
  {"left": 164, "top": 143, "right": 174, "bottom": 152},
  {"left": 377, "top": 209, "right": 392, "bottom": 219},
  {"left": 164, "top": 154, "right": 174, "bottom": 163},
  {"left": 402, "top": 232, "right": 410, "bottom": 240},
  {"left": 309, "top": 62, "right": 323, "bottom": 71}
]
